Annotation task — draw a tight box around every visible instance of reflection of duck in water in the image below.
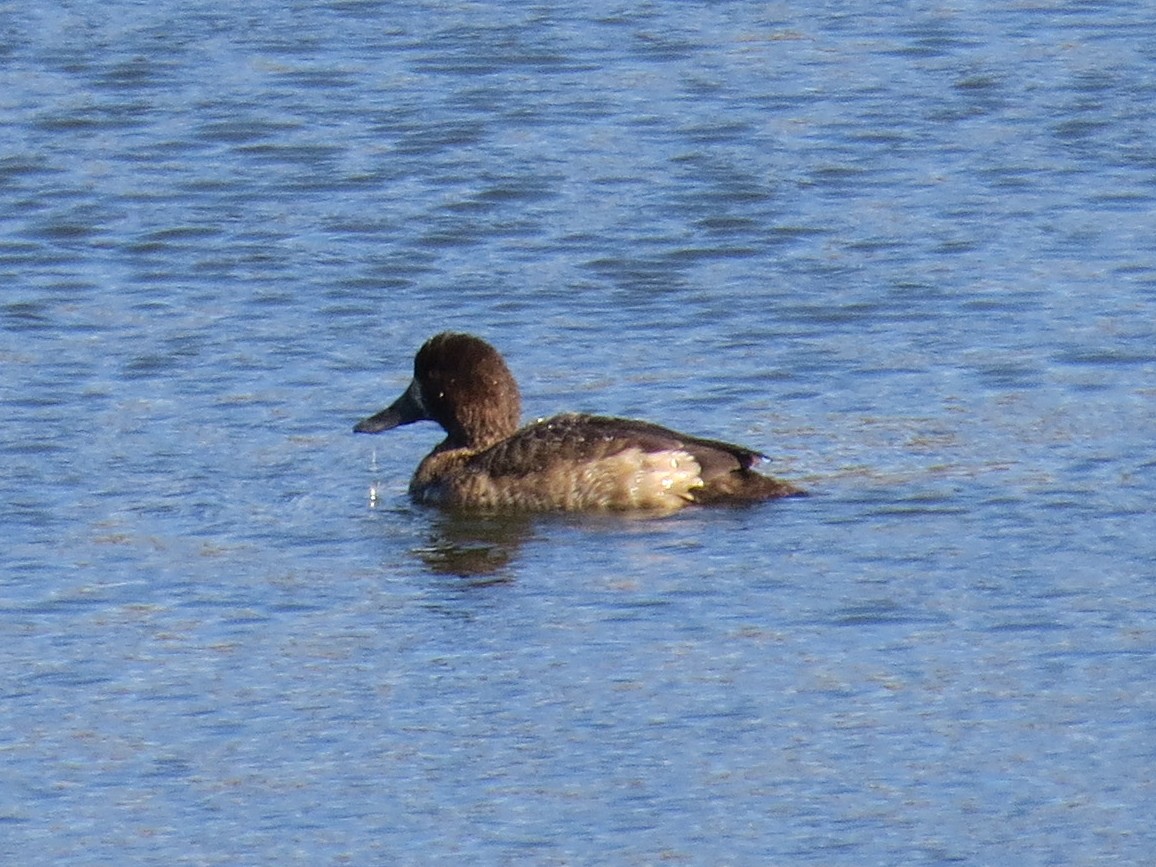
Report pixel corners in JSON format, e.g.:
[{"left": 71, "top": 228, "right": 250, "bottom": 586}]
[
  {"left": 354, "top": 332, "right": 803, "bottom": 513},
  {"left": 414, "top": 512, "right": 533, "bottom": 580}
]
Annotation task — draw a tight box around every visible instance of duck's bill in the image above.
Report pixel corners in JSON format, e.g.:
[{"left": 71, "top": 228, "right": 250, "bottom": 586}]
[{"left": 353, "top": 380, "right": 427, "bottom": 433}]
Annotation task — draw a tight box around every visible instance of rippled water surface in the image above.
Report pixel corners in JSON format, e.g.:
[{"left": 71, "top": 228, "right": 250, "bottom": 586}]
[{"left": 3, "top": 1, "right": 1156, "bottom": 863}]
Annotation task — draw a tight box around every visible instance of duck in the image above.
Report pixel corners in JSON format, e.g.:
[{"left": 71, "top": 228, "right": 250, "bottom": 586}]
[{"left": 353, "top": 332, "right": 804, "bottom": 512}]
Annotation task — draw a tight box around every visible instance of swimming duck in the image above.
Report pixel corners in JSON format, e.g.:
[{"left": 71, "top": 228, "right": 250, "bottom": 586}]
[{"left": 353, "top": 332, "right": 803, "bottom": 512}]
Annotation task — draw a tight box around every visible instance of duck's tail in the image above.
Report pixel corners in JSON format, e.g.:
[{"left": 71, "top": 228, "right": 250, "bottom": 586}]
[{"left": 691, "top": 469, "right": 806, "bottom": 505}]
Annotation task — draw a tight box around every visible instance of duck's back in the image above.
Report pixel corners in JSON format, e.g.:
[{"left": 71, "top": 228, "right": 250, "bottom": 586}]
[{"left": 429, "top": 413, "right": 800, "bottom": 512}]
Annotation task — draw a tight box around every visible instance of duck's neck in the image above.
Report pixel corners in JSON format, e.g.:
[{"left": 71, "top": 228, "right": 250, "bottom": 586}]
[{"left": 440, "top": 413, "right": 519, "bottom": 453}]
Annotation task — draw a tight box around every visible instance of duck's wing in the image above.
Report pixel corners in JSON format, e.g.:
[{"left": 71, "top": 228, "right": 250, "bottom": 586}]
[
  {"left": 472, "top": 413, "right": 761, "bottom": 481},
  {"left": 584, "top": 414, "right": 766, "bottom": 478}
]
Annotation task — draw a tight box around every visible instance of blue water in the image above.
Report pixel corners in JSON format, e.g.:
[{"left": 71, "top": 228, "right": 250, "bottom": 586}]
[{"left": 3, "top": 1, "right": 1156, "bottom": 863}]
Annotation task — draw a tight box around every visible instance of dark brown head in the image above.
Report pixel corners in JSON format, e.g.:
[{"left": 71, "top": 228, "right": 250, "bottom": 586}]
[{"left": 353, "top": 333, "right": 522, "bottom": 449}]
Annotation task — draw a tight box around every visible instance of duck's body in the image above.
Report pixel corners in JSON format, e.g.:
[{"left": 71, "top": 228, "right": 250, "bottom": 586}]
[{"left": 354, "top": 333, "right": 803, "bottom": 513}]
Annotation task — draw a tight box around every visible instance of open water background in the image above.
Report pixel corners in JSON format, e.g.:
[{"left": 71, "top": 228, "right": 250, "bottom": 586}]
[{"left": 3, "top": 1, "right": 1156, "bottom": 863}]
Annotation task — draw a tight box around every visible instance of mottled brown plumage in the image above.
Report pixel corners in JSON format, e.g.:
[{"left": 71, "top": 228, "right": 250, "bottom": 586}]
[{"left": 354, "top": 333, "right": 803, "bottom": 512}]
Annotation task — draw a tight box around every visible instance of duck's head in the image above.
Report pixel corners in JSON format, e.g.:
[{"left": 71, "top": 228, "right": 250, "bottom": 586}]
[{"left": 354, "top": 332, "right": 522, "bottom": 449}]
